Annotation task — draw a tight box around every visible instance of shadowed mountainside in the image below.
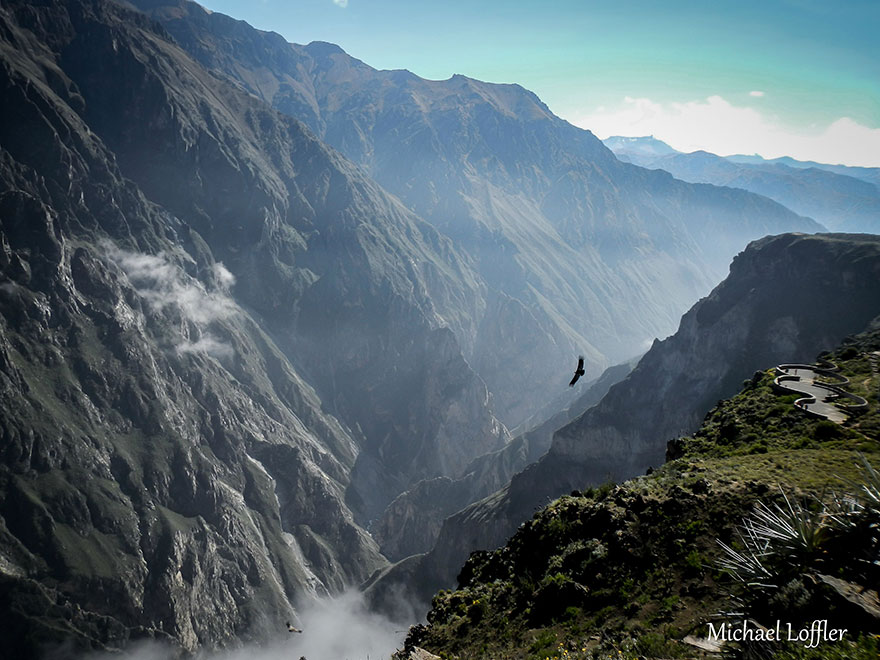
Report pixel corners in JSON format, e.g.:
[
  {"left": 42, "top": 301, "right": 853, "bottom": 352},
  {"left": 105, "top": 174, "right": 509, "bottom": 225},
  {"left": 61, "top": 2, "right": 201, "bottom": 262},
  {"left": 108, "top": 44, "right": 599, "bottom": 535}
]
[
  {"left": 0, "top": 0, "right": 508, "bottom": 653},
  {"left": 372, "top": 359, "right": 636, "bottom": 562}
]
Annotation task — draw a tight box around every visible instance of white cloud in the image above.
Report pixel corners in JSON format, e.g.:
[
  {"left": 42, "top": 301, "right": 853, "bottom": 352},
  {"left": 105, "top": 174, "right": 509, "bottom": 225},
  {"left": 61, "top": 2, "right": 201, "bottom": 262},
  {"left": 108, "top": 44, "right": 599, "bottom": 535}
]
[
  {"left": 176, "top": 335, "right": 234, "bottom": 359},
  {"left": 332, "top": 0, "right": 348, "bottom": 7},
  {"left": 213, "top": 262, "right": 236, "bottom": 290},
  {"left": 105, "top": 243, "right": 238, "bottom": 357},
  {"left": 749, "top": 90, "right": 765, "bottom": 97},
  {"left": 572, "top": 95, "right": 880, "bottom": 167}
]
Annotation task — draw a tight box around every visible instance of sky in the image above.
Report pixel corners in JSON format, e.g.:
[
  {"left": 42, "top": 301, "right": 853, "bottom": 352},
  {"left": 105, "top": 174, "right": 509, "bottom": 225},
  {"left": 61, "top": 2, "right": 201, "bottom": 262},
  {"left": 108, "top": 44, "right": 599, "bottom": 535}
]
[{"left": 197, "top": 0, "right": 880, "bottom": 167}]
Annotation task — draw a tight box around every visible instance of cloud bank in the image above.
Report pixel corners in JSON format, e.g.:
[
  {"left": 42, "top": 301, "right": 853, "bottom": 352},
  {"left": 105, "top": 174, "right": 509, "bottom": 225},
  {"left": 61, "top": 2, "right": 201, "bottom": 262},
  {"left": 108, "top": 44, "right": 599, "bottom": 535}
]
[{"left": 573, "top": 95, "right": 880, "bottom": 167}]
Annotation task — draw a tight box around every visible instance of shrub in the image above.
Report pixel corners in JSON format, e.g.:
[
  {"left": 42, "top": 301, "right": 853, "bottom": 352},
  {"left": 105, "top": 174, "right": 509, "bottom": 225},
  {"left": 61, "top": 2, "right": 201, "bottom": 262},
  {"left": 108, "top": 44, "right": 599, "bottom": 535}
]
[{"left": 813, "top": 420, "right": 842, "bottom": 441}]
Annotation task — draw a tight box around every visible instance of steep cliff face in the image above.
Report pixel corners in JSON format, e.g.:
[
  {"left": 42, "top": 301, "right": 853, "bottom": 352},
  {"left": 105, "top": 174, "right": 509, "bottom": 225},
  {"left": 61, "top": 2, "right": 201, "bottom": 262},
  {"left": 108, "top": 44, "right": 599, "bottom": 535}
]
[
  {"left": 0, "top": 4, "right": 375, "bottom": 654},
  {"left": 374, "top": 233, "right": 880, "bottom": 609},
  {"left": 0, "top": 0, "right": 509, "bottom": 654},
  {"left": 129, "top": 0, "right": 822, "bottom": 429},
  {"left": 25, "top": 0, "right": 512, "bottom": 522}
]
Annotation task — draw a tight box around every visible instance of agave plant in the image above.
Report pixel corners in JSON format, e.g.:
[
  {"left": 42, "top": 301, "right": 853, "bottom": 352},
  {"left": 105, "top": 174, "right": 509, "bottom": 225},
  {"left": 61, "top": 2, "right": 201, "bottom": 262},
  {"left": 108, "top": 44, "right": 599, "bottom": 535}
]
[
  {"left": 745, "top": 491, "right": 833, "bottom": 558},
  {"left": 717, "top": 455, "right": 880, "bottom": 603},
  {"left": 857, "top": 453, "right": 880, "bottom": 508},
  {"left": 830, "top": 454, "right": 880, "bottom": 583},
  {"left": 715, "top": 536, "right": 773, "bottom": 587},
  {"left": 716, "top": 489, "right": 832, "bottom": 587}
]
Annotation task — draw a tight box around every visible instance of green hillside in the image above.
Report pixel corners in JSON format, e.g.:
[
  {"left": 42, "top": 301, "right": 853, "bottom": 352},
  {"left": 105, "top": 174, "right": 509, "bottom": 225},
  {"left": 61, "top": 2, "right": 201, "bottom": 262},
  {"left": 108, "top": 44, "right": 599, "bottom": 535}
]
[{"left": 399, "top": 328, "right": 880, "bottom": 659}]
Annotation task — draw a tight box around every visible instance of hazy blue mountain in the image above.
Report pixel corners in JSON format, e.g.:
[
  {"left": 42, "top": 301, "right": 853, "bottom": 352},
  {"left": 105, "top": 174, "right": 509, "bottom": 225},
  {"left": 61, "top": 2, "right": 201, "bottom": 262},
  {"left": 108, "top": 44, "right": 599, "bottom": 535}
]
[
  {"left": 129, "top": 0, "right": 822, "bottom": 430},
  {"left": 605, "top": 136, "right": 880, "bottom": 233},
  {"left": 727, "top": 153, "right": 880, "bottom": 188}
]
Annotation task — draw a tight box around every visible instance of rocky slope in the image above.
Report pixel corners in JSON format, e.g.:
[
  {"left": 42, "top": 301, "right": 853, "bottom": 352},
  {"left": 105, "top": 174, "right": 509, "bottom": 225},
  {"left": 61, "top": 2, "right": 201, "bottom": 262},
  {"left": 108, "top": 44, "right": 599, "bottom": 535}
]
[
  {"left": 400, "top": 328, "right": 880, "bottom": 659},
  {"left": 0, "top": 0, "right": 509, "bottom": 654},
  {"left": 128, "top": 0, "right": 822, "bottom": 430},
  {"left": 606, "top": 136, "right": 880, "bottom": 234},
  {"left": 373, "top": 233, "right": 880, "bottom": 611}
]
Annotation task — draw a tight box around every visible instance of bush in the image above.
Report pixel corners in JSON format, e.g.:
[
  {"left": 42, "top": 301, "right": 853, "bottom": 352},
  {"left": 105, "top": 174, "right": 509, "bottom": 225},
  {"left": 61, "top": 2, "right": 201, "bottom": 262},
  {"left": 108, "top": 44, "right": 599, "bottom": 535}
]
[{"left": 813, "top": 420, "right": 842, "bottom": 441}]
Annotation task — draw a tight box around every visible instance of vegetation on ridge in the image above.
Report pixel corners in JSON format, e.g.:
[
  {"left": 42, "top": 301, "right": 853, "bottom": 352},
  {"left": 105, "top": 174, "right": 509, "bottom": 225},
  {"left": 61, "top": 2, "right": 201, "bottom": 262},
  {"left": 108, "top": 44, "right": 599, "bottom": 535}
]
[{"left": 399, "top": 328, "right": 880, "bottom": 659}]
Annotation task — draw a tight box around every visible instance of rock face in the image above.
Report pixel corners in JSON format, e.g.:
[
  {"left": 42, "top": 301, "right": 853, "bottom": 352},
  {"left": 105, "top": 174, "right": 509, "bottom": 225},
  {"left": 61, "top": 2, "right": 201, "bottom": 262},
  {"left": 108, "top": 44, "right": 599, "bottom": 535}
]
[
  {"left": 373, "top": 233, "right": 880, "bottom": 609},
  {"left": 514, "top": 234, "right": 880, "bottom": 508},
  {"left": 0, "top": 0, "right": 507, "bottom": 654},
  {"left": 50, "top": 0, "right": 509, "bottom": 525},
  {"left": 130, "top": 0, "right": 822, "bottom": 430}
]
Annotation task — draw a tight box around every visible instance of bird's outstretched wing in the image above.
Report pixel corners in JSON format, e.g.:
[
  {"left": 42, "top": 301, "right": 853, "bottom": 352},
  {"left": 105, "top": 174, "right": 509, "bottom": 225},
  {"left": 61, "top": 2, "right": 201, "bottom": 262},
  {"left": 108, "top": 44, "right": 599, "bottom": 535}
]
[{"left": 569, "top": 355, "right": 586, "bottom": 386}]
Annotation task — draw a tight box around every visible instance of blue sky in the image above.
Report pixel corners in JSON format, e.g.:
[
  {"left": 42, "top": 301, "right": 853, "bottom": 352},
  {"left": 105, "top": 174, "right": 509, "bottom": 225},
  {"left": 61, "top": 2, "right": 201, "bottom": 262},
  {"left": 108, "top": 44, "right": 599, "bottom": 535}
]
[{"left": 197, "top": 0, "right": 880, "bottom": 166}]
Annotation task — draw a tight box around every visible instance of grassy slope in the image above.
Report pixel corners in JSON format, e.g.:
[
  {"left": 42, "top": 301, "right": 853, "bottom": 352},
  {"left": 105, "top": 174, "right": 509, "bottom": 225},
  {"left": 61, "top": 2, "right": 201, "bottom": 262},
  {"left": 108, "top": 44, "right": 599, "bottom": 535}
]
[{"left": 401, "top": 329, "right": 880, "bottom": 659}]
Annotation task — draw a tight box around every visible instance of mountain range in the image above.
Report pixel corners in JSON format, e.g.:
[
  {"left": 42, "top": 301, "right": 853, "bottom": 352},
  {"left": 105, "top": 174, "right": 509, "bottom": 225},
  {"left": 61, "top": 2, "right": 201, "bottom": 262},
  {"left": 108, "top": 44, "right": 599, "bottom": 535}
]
[
  {"left": 128, "top": 0, "right": 824, "bottom": 429},
  {"left": 124, "top": 0, "right": 826, "bottom": 563},
  {"left": 0, "top": 0, "right": 872, "bottom": 657},
  {"left": 605, "top": 135, "right": 880, "bottom": 234}
]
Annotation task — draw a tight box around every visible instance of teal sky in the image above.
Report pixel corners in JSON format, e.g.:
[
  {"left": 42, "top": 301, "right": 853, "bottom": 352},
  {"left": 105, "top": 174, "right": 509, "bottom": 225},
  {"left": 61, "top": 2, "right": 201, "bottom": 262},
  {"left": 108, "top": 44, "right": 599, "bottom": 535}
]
[{"left": 197, "top": 0, "right": 880, "bottom": 166}]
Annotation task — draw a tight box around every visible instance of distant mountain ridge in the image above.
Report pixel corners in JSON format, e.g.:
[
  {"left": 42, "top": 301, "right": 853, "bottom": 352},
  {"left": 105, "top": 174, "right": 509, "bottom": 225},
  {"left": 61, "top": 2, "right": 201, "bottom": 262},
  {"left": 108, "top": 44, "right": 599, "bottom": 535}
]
[
  {"left": 727, "top": 153, "right": 880, "bottom": 188},
  {"left": 605, "top": 136, "right": 880, "bottom": 233}
]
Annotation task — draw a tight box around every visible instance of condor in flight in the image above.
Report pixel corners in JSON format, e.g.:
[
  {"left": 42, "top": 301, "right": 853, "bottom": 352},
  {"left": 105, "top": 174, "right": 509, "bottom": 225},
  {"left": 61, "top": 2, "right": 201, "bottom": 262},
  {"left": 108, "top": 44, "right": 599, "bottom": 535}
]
[{"left": 569, "top": 356, "right": 585, "bottom": 387}]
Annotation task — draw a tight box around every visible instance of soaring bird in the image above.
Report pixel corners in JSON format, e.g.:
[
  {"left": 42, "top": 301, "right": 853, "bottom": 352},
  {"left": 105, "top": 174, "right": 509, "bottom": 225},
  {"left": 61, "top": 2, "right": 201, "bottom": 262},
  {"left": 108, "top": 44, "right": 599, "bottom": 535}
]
[
  {"left": 286, "top": 621, "right": 303, "bottom": 633},
  {"left": 569, "top": 355, "right": 585, "bottom": 387}
]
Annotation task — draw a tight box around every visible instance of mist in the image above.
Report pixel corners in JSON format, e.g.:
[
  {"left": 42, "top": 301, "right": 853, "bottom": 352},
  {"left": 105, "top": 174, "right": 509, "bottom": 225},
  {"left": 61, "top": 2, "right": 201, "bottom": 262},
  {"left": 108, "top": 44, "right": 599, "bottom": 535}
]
[
  {"left": 104, "top": 242, "right": 238, "bottom": 357},
  {"left": 79, "top": 591, "right": 411, "bottom": 660}
]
